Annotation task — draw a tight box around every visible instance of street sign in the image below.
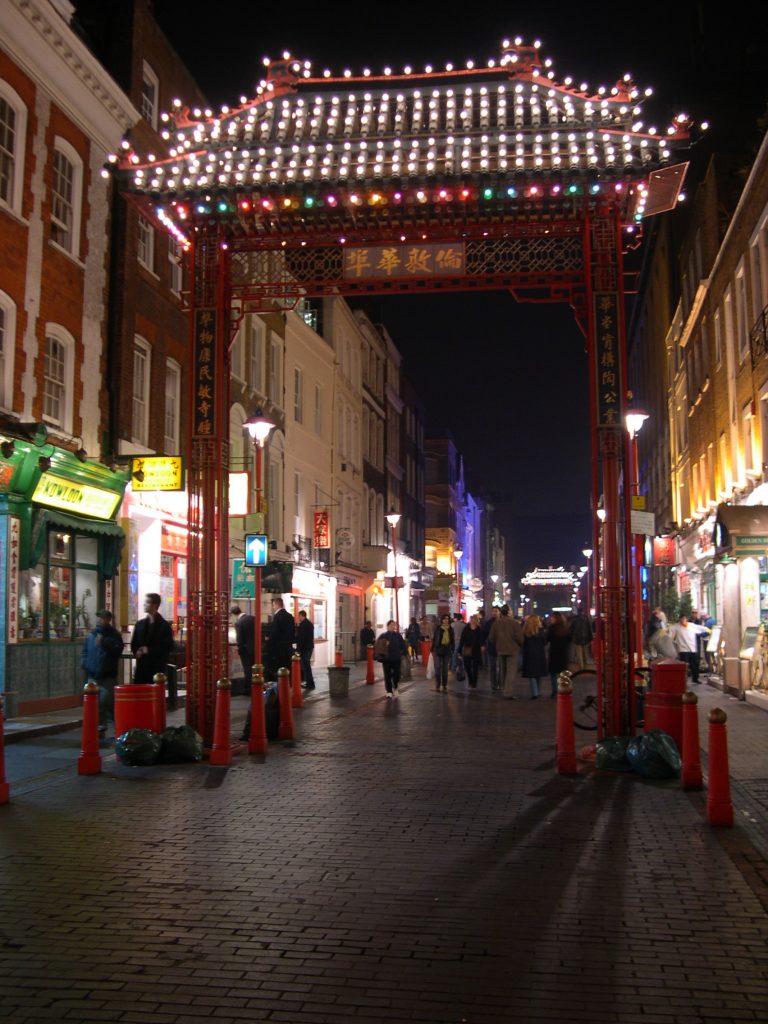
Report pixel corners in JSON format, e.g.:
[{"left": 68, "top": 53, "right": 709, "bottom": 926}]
[
  {"left": 231, "top": 559, "right": 255, "bottom": 599},
  {"left": 630, "top": 510, "right": 655, "bottom": 536},
  {"left": 244, "top": 534, "right": 268, "bottom": 567},
  {"left": 131, "top": 456, "right": 184, "bottom": 491},
  {"left": 631, "top": 495, "right": 646, "bottom": 511}
]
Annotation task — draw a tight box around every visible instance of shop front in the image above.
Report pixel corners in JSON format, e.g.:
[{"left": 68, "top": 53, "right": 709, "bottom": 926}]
[
  {"left": 714, "top": 504, "right": 768, "bottom": 695},
  {"left": 290, "top": 564, "right": 336, "bottom": 668},
  {"left": 0, "top": 438, "right": 127, "bottom": 716}
]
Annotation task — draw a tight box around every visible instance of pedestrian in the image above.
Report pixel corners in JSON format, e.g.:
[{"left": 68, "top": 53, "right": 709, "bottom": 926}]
[
  {"left": 296, "top": 609, "right": 315, "bottom": 690},
  {"left": 81, "top": 610, "right": 124, "bottom": 735},
  {"left": 648, "top": 623, "right": 678, "bottom": 660},
  {"left": 669, "top": 614, "right": 710, "bottom": 683},
  {"left": 230, "top": 604, "right": 255, "bottom": 693},
  {"left": 360, "top": 619, "right": 375, "bottom": 658},
  {"left": 571, "top": 605, "right": 593, "bottom": 669},
  {"left": 483, "top": 606, "right": 500, "bottom": 689},
  {"left": 522, "top": 614, "right": 548, "bottom": 699},
  {"left": 546, "top": 612, "right": 572, "bottom": 698},
  {"left": 431, "top": 613, "right": 454, "bottom": 692},
  {"left": 406, "top": 618, "right": 421, "bottom": 661},
  {"left": 459, "top": 614, "right": 484, "bottom": 688},
  {"left": 131, "top": 593, "right": 174, "bottom": 684},
  {"left": 488, "top": 604, "right": 524, "bottom": 699},
  {"left": 379, "top": 620, "right": 406, "bottom": 698},
  {"left": 451, "top": 613, "right": 464, "bottom": 676},
  {"left": 267, "top": 597, "right": 295, "bottom": 677}
]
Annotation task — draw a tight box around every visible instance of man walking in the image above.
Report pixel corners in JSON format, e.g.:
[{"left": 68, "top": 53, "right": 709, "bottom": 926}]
[
  {"left": 230, "top": 604, "right": 255, "bottom": 692},
  {"left": 82, "top": 610, "right": 124, "bottom": 735},
  {"left": 131, "top": 593, "right": 174, "bottom": 684},
  {"left": 489, "top": 605, "right": 524, "bottom": 699},
  {"left": 669, "top": 614, "right": 710, "bottom": 683},
  {"left": 380, "top": 620, "right": 407, "bottom": 698},
  {"left": 296, "top": 609, "right": 315, "bottom": 690}
]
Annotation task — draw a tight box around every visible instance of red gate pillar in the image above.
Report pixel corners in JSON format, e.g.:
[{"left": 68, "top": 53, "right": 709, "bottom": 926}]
[
  {"left": 186, "top": 224, "right": 231, "bottom": 745},
  {"left": 585, "top": 208, "right": 633, "bottom": 737}
]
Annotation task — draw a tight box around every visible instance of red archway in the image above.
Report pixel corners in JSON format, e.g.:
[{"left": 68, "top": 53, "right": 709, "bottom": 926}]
[{"left": 116, "top": 40, "right": 691, "bottom": 741}]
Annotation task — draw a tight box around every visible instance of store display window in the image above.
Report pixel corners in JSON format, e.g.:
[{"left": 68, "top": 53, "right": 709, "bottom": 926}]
[{"left": 18, "top": 529, "right": 101, "bottom": 640}]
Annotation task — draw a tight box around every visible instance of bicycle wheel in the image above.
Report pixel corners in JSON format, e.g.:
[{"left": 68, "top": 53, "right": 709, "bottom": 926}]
[{"left": 568, "top": 669, "right": 599, "bottom": 730}]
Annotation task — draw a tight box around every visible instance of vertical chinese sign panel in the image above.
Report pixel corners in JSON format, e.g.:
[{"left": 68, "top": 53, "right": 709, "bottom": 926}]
[
  {"left": 593, "top": 292, "right": 622, "bottom": 429},
  {"left": 193, "top": 309, "right": 216, "bottom": 437}
]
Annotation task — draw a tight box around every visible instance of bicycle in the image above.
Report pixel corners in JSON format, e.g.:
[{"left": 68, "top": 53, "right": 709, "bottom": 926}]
[{"left": 568, "top": 666, "right": 651, "bottom": 731}]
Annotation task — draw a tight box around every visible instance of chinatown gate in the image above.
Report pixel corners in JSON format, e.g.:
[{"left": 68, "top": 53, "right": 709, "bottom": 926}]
[{"left": 116, "top": 40, "right": 690, "bottom": 743}]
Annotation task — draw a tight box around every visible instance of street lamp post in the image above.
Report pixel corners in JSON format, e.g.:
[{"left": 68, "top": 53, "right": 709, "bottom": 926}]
[
  {"left": 490, "top": 572, "right": 499, "bottom": 609},
  {"left": 244, "top": 409, "right": 276, "bottom": 669},
  {"left": 582, "top": 547, "right": 593, "bottom": 614},
  {"left": 626, "top": 409, "right": 649, "bottom": 675},
  {"left": 454, "top": 547, "right": 463, "bottom": 618},
  {"left": 386, "top": 508, "right": 402, "bottom": 628}
]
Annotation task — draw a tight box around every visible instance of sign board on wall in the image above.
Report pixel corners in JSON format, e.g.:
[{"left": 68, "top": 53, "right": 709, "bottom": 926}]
[
  {"left": 32, "top": 474, "right": 121, "bottom": 519},
  {"left": 131, "top": 456, "right": 184, "bottom": 491}
]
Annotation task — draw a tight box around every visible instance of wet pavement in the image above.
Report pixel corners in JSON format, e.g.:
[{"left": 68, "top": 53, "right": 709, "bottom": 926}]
[{"left": 1, "top": 665, "right": 767, "bottom": 1023}]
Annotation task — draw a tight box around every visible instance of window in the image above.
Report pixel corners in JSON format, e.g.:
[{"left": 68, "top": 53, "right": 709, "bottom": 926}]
[
  {"left": 132, "top": 337, "right": 151, "bottom": 446},
  {"left": 293, "top": 470, "right": 302, "bottom": 533},
  {"left": 269, "top": 333, "right": 282, "bottom": 406},
  {"left": 42, "top": 326, "right": 73, "bottom": 432},
  {"left": 141, "top": 62, "right": 159, "bottom": 130},
  {"left": 50, "top": 140, "right": 82, "bottom": 255},
  {"left": 18, "top": 530, "right": 101, "bottom": 641},
  {"left": 247, "top": 315, "right": 265, "bottom": 393},
  {"left": 736, "top": 265, "right": 749, "bottom": 362},
  {"left": 314, "top": 383, "right": 322, "bottom": 434},
  {"left": 0, "top": 81, "right": 26, "bottom": 214},
  {"left": 294, "top": 366, "right": 304, "bottom": 423},
  {"left": 137, "top": 216, "right": 154, "bottom": 271},
  {"left": 743, "top": 403, "right": 754, "bottom": 472},
  {"left": 164, "top": 359, "right": 180, "bottom": 453},
  {"left": 714, "top": 309, "right": 723, "bottom": 369},
  {"left": 0, "top": 290, "right": 16, "bottom": 410},
  {"left": 231, "top": 324, "right": 243, "bottom": 380},
  {"left": 168, "top": 236, "right": 182, "bottom": 294}
]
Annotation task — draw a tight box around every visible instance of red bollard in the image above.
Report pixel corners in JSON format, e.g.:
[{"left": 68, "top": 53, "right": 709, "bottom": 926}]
[
  {"left": 248, "top": 666, "right": 268, "bottom": 756},
  {"left": 77, "top": 682, "right": 102, "bottom": 775},
  {"left": 366, "top": 644, "right": 375, "bottom": 684},
  {"left": 277, "top": 667, "right": 294, "bottom": 740},
  {"left": 555, "top": 672, "right": 577, "bottom": 775},
  {"left": 707, "top": 707, "right": 733, "bottom": 827},
  {"left": 335, "top": 647, "right": 343, "bottom": 668},
  {"left": 681, "top": 691, "right": 703, "bottom": 790},
  {"left": 0, "top": 695, "right": 10, "bottom": 804},
  {"left": 209, "top": 678, "right": 232, "bottom": 766},
  {"left": 291, "top": 653, "right": 304, "bottom": 708},
  {"left": 153, "top": 671, "right": 167, "bottom": 732}
]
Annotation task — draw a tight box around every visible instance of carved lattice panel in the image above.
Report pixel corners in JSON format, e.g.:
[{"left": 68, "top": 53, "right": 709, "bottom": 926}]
[{"left": 466, "top": 236, "right": 583, "bottom": 275}]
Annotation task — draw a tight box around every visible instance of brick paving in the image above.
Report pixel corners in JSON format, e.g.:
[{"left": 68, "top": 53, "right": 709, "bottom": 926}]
[{"left": 1, "top": 668, "right": 767, "bottom": 1023}]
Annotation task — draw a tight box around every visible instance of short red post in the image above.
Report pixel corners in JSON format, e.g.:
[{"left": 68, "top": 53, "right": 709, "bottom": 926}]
[
  {"left": 681, "top": 690, "right": 703, "bottom": 790},
  {"left": 366, "top": 643, "right": 375, "bottom": 684},
  {"left": 248, "top": 666, "right": 267, "bottom": 755},
  {"left": 77, "top": 681, "right": 102, "bottom": 775},
  {"left": 153, "top": 671, "right": 167, "bottom": 732},
  {"left": 209, "top": 678, "right": 232, "bottom": 766},
  {"left": 277, "top": 667, "right": 294, "bottom": 740},
  {"left": 335, "top": 647, "right": 343, "bottom": 668},
  {"left": 291, "top": 653, "right": 304, "bottom": 708},
  {"left": 420, "top": 639, "right": 431, "bottom": 666},
  {"left": 0, "top": 695, "right": 10, "bottom": 804},
  {"left": 555, "top": 672, "right": 577, "bottom": 775},
  {"left": 707, "top": 707, "right": 733, "bottom": 827}
]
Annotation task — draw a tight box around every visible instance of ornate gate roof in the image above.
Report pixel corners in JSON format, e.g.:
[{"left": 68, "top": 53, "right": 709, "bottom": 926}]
[{"left": 115, "top": 40, "right": 693, "bottom": 248}]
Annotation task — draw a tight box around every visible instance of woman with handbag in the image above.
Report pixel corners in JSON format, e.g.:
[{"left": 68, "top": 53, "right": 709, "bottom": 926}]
[
  {"left": 431, "top": 614, "right": 454, "bottom": 692},
  {"left": 459, "top": 614, "right": 484, "bottom": 689}
]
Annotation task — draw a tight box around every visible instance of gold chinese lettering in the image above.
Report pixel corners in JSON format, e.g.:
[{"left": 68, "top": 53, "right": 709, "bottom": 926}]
[
  {"left": 377, "top": 248, "right": 401, "bottom": 276},
  {"left": 346, "top": 249, "right": 372, "bottom": 278},
  {"left": 436, "top": 248, "right": 463, "bottom": 270},
  {"left": 405, "top": 248, "right": 432, "bottom": 274}
]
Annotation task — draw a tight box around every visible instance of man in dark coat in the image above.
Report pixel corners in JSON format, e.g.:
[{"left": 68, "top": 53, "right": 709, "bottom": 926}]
[
  {"left": 131, "top": 593, "right": 174, "bottom": 683},
  {"left": 268, "top": 597, "right": 295, "bottom": 675},
  {"left": 82, "top": 609, "right": 124, "bottom": 734},
  {"left": 230, "top": 604, "right": 255, "bottom": 692},
  {"left": 296, "top": 609, "right": 315, "bottom": 690}
]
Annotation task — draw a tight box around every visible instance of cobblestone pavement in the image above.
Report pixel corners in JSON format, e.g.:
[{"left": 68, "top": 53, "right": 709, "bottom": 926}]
[{"left": 1, "top": 670, "right": 767, "bottom": 1024}]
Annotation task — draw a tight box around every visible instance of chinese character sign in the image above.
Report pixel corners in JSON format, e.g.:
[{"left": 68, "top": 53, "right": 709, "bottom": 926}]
[
  {"left": 8, "top": 517, "right": 20, "bottom": 643},
  {"left": 343, "top": 244, "right": 466, "bottom": 281},
  {"left": 313, "top": 509, "right": 330, "bottom": 548},
  {"left": 193, "top": 308, "right": 217, "bottom": 438},
  {"left": 652, "top": 536, "right": 676, "bottom": 566},
  {"left": 593, "top": 292, "right": 623, "bottom": 428}
]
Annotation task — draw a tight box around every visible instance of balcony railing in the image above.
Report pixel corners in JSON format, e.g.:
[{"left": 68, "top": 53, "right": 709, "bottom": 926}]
[{"left": 750, "top": 303, "right": 768, "bottom": 363}]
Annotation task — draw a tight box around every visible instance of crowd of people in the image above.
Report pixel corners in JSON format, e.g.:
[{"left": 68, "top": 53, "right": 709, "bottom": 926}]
[{"left": 366, "top": 606, "right": 596, "bottom": 700}]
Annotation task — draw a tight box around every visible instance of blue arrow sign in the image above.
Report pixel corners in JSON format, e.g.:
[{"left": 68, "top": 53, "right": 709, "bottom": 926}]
[{"left": 244, "top": 534, "right": 268, "bottom": 567}]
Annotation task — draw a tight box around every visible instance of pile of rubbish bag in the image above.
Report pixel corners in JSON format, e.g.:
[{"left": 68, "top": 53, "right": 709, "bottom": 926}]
[
  {"left": 115, "top": 725, "right": 204, "bottom": 766},
  {"left": 595, "top": 729, "right": 681, "bottom": 779}
]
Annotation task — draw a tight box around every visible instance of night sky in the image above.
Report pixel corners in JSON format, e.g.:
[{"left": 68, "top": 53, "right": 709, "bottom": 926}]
[{"left": 137, "top": 1, "right": 767, "bottom": 584}]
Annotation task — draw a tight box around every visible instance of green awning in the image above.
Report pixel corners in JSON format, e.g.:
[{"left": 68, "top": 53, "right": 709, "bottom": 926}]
[{"left": 29, "top": 508, "right": 124, "bottom": 579}]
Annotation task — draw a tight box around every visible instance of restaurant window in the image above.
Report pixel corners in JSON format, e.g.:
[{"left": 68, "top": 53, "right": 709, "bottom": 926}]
[{"left": 18, "top": 530, "right": 100, "bottom": 641}]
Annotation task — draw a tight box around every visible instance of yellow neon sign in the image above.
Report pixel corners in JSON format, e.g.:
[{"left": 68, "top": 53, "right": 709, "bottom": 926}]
[
  {"left": 32, "top": 474, "right": 121, "bottom": 520},
  {"left": 131, "top": 456, "right": 184, "bottom": 491}
]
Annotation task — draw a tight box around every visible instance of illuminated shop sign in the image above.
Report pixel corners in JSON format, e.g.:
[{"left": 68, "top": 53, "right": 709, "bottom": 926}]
[
  {"left": 32, "top": 474, "right": 121, "bottom": 520},
  {"left": 344, "top": 243, "right": 466, "bottom": 280},
  {"left": 131, "top": 456, "right": 184, "bottom": 491},
  {"left": 519, "top": 567, "right": 577, "bottom": 588}
]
